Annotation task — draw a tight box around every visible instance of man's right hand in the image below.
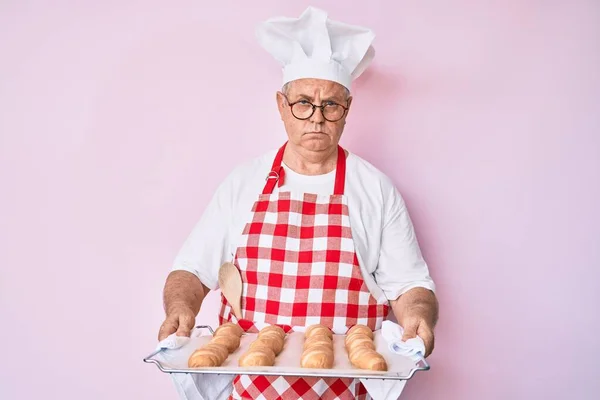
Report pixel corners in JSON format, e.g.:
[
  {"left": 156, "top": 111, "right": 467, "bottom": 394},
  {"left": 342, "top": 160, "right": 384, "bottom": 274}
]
[
  {"left": 158, "top": 305, "right": 197, "bottom": 341},
  {"left": 159, "top": 270, "right": 207, "bottom": 342}
]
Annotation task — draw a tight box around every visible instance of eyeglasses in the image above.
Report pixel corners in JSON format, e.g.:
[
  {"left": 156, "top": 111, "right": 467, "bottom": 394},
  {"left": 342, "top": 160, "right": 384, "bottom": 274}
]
[{"left": 283, "top": 95, "right": 349, "bottom": 122}]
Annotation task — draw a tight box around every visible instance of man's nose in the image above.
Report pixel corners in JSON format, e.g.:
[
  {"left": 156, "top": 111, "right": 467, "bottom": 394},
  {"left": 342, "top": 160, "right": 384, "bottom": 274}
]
[{"left": 310, "top": 105, "right": 325, "bottom": 123}]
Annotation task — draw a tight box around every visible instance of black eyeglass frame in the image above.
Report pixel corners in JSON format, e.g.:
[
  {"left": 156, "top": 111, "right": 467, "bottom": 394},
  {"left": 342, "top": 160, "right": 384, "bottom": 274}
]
[{"left": 282, "top": 94, "right": 350, "bottom": 122}]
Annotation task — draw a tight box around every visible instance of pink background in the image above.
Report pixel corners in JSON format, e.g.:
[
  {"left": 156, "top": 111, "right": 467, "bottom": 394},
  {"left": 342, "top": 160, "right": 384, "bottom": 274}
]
[{"left": 1, "top": 1, "right": 599, "bottom": 399}]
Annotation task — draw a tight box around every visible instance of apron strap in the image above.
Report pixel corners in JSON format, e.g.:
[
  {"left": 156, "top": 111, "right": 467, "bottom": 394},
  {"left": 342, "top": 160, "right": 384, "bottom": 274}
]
[
  {"left": 333, "top": 145, "right": 346, "bottom": 195},
  {"left": 262, "top": 142, "right": 347, "bottom": 195},
  {"left": 262, "top": 143, "right": 287, "bottom": 195}
]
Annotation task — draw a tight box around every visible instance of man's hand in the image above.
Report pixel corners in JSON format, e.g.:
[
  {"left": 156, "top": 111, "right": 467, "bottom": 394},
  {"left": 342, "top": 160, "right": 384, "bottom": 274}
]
[
  {"left": 390, "top": 287, "right": 439, "bottom": 358},
  {"left": 400, "top": 314, "right": 435, "bottom": 357},
  {"left": 158, "top": 305, "right": 197, "bottom": 341},
  {"left": 158, "top": 270, "right": 208, "bottom": 342}
]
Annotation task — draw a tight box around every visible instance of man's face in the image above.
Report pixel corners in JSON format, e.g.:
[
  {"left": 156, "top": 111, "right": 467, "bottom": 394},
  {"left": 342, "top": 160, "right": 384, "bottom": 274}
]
[{"left": 276, "top": 78, "right": 352, "bottom": 154}]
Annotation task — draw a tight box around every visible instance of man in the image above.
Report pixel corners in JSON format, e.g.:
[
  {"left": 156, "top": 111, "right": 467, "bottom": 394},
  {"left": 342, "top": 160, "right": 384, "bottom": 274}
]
[{"left": 158, "top": 6, "right": 438, "bottom": 400}]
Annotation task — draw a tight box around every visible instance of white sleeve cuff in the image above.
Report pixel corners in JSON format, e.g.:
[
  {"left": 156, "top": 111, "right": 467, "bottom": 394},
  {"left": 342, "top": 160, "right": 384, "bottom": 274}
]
[
  {"left": 384, "top": 281, "right": 436, "bottom": 302},
  {"left": 170, "top": 264, "right": 218, "bottom": 291}
]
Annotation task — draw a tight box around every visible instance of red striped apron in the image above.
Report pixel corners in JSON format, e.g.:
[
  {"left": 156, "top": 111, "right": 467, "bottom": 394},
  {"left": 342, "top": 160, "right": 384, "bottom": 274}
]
[{"left": 219, "top": 142, "right": 389, "bottom": 399}]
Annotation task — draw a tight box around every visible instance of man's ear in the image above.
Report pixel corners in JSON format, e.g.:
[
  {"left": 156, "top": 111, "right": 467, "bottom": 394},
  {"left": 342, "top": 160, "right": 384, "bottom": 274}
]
[
  {"left": 276, "top": 91, "right": 287, "bottom": 120},
  {"left": 345, "top": 96, "right": 353, "bottom": 119}
]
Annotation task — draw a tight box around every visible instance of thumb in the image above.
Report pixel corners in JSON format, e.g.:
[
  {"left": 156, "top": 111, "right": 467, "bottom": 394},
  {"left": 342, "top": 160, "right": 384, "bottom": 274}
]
[
  {"left": 401, "top": 319, "right": 419, "bottom": 342},
  {"left": 175, "top": 313, "right": 195, "bottom": 337},
  {"left": 158, "top": 316, "right": 178, "bottom": 342}
]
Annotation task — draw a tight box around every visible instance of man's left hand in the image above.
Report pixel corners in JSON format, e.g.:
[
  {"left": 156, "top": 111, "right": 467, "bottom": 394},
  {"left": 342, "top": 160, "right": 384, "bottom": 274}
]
[
  {"left": 390, "top": 287, "right": 439, "bottom": 358},
  {"left": 400, "top": 315, "right": 435, "bottom": 357}
]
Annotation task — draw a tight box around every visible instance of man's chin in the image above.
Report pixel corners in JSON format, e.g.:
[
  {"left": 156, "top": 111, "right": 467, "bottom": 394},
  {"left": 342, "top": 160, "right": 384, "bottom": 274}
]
[
  {"left": 301, "top": 134, "right": 332, "bottom": 146},
  {"left": 301, "top": 142, "right": 332, "bottom": 153}
]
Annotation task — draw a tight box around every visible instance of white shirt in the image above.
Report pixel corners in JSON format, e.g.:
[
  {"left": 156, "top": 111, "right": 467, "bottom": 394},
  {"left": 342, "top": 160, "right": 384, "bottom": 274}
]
[{"left": 172, "top": 148, "right": 435, "bottom": 302}]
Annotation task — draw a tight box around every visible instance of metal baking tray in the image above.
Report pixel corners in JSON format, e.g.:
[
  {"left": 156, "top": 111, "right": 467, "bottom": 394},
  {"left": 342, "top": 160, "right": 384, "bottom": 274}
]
[{"left": 143, "top": 325, "right": 429, "bottom": 381}]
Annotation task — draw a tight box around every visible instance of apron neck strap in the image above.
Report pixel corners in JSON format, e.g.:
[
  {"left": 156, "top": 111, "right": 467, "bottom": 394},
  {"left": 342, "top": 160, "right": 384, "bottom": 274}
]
[{"left": 262, "top": 142, "right": 346, "bottom": 195}]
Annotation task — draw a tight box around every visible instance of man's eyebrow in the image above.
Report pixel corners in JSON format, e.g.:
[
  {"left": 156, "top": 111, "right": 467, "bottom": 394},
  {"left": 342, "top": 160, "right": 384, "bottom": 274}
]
[
  {"left": 292, "top": 94, "right": 346, "bottom": 103},
  {"left": 322, "top": 96, "right": 346, "bottom": 103},
  {"left": 293, "top": 94, "right": 314, "bottom": 101}
]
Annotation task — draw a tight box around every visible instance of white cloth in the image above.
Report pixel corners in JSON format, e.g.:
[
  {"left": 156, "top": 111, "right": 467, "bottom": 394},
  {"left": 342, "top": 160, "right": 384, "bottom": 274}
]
[
  {"left": 256, "top": 6, "right": 376, "bottom": 90},
  {"left": 155, "top": 332, "right": 234, "bottom": 400},
  {"left": 381, "top": 320, "right": 426, "bottom": 360},
  {"left": 156, "top": 333, "right": 191, "bottom": 352},
  {"left": 171, "top": 148, "right": 435, "bottom": 303},
  {"left": 168, "top": 373, "right": 233, "bottom": 400},
  {"left": 361, "top": 380, "right": 407, "bottom": 400},
  {"left": 359, "top": 321, "right": 427, "bottom": 400}
]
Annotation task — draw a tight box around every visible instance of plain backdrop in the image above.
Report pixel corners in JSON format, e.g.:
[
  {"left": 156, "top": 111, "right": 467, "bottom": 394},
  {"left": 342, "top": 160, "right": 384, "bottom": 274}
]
[{"left": 1, "top": 1, "right": 599, "bottom": 399}]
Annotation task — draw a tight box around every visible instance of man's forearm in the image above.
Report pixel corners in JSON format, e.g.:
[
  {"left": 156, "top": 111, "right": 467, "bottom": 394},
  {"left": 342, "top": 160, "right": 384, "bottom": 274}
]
[
  {"left": 390, "top": 287, "right": 439, "bottom": 328},
  {"left": 163, "top": 270, "right": 207, "bottom": 316}
]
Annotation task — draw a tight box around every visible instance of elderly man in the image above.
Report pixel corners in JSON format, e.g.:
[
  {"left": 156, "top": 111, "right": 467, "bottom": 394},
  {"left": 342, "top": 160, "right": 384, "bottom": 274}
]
[{"left": 158, "top": 6, "right": 438, "bottom": 400}]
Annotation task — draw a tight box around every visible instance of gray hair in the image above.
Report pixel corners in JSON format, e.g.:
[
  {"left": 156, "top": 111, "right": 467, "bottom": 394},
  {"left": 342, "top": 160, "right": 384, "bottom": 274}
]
[{"left": 282, "top": 81, "right": 350, "bottom": 99}]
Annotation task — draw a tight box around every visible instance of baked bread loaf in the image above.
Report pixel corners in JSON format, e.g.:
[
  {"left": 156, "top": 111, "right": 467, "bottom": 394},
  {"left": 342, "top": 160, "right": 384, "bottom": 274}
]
[
  {"left": 214, "top": 322, "right": 244, "bottom": 338},
  {"left": 238, "top": 347, "right": 276, "bottom": 366},
  {"left": 238, "top": 325, "right": 286, "bottom": 367},
  {"left": 259, "top": 325, "right": 286, "bottom": 340},
  {"left": 188, "top": 347, "right": 223, "bottom": 367},
  {"left": 188, "top": 342, "right": 230, "bottom": 367},
  {"left": 211, "top": 333, "right": 241, "bottom": 353},
  {"left": 301, "top": 344, "right": 334, "bottom": 369},
  {"left": 188, "top": 322, "right": 243, "bottom": 368},
  {"left": 305, "top": 324, "right": 334, "bottom": 340},
  {"left": 250, "top": 335, "right": 284, "bottom": 355},
  {"left": 301, "top": 324, "right": 334, "bottom": 369},
  {"left": 345, "top": 325, "right": 387, "bottom": 371},
  {"left": 344, "top": 333, "right": 375, "bottom": 351},
  {"left": 347, "top": 324, "right": 374, "bottom": 339},
  {"left": 303, "top": 334, "right": 332, "bottom": 351}
]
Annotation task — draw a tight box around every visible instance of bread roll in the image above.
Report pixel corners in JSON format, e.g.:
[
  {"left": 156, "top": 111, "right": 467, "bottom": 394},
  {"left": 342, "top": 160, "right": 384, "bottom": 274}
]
[
  {"left": 238, "top": 325, "right": 286, "bottom": 367},
  {"left": 250, "top": 335, "right": 284, "bottom": 355},
  {"left": 349, "top": 347, "right": 387, "bottom": 371},
  {"left": 238, "top": 348, "right": 276, "bottom": 367},
  {"left": 345, "top": 333, "right": 375, "bottom": 351},
  {"left": 188, "top": 349, "right": 222, "bottom": 367},
  {"left": 210, "top": 334, "right": 241, "bottom": 353},
  {"left": 301, "top": 324, "right": 335, "bottom": 369},
  {"left": 300, "top": 345, "right": 334, "bottom": 369},
  {"left": 247, "top": 343, "right": 276, "bottom": 358},
  {"left": 348, "top": 345, "right": 372, "bottom": 365},
  {"left": 201, "top": 343, "right": 229, "bottom": 363},
  {"left": 303, "top": 334, "right": 332, "bottom": 351},
  {"left": 363, "top": 352, "right": 387, "bottom": 371},
  {"left": 214, "top": 322, "right": 243, "bottom": 338},
  {"left": 187, "top": 323, "right": 242, "bottom": 368},
  {"left": 345, "top": 327, "right": 387, "bottom": 371},
  {"left": 187, "top": 342, "right": 229, "bottom": 367},
  {"left": 259, "top": 325, "right": 286, "bottom": 340},
  {"left": 347, "top": 324, "right": 373, "bottom": 339},
  {"left": 305, "top": 324, "right": 333, "bottom": 340}
]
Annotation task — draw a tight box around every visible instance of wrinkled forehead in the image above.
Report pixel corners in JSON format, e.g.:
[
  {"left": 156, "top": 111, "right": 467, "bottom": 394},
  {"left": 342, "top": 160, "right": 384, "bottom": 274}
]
[{"left": 286, "top": 78, "right": 349, "bottom": 101}]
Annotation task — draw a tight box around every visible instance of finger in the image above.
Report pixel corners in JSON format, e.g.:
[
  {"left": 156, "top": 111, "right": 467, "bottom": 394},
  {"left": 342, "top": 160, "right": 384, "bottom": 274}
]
[
  {"left": 417, "top": 325, "right": 435, "bottom": 357},
  {"left": 158, "top": 317, "right": 178, "bottom": 341},
  {"left": 401, "top": 319, "right": 419, "bottom": 341},
  {"left": 175, "top": 314, "right": 195, "bottom": 337}
]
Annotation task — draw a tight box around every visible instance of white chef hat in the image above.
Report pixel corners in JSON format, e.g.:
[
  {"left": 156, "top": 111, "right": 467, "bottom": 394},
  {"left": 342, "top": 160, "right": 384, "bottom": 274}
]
[{"left": 256, "top": 6, "right": 376, "bottom": 91}]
